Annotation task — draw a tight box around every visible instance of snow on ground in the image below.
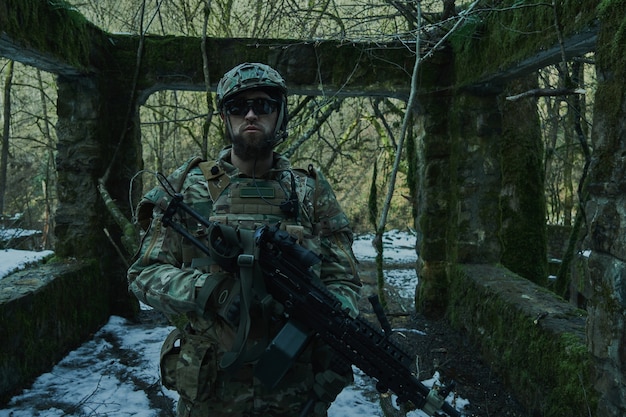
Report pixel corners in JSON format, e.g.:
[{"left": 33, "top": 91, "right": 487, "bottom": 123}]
[
  {"left": 352, "top": 230, "right": 419, "bottom": 263},
  {"left": 0, "top": 249, "right": 54, "bottom": 280},
  {"left": 0, "top": 228, "right": 467, "bottom": 417}
]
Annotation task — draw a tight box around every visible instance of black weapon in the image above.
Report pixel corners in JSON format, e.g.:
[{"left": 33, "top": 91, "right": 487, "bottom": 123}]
[{"left": 161, "top": 194, "right": 463, "bottom": 417}]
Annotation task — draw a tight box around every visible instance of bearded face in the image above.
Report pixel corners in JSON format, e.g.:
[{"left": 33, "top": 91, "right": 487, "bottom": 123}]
[
  {"left": 224, "top": 91, "right": 279, "bottom": 162},
  {"left": 230, "top": 128, "right": 274, "bottom": 162}
]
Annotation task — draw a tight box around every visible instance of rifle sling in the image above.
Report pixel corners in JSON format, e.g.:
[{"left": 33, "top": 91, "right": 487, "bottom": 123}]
[{"left": 218, "top": 229, "right": 267, "bottom": 372}]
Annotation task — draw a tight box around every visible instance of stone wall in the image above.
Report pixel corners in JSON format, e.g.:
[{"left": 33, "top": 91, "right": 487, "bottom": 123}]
[
  {"left": 55, "top": 75, "right": 140, "bottom": 318},
  {"left": 580, "top": 4, "right": 626, "bottom": 416},
  {"left": 449, "top": 264, "right": 595, "bottom": 417},
  {"left": 0, "top": 260, "right": 109, "bottom": 404}
]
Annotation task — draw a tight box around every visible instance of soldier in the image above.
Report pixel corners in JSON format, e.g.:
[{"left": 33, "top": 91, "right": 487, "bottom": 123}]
[{"left": 127, "top": 62, "right": 362, "bottom": 417}]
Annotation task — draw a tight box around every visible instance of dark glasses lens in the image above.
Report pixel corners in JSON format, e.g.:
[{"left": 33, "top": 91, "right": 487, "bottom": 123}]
[{"left": 224, "top": 98, "right": 279, "bottom": 116}]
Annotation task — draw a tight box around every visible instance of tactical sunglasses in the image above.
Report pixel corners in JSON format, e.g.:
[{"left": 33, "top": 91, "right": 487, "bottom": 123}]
[{"left": 223, "top": 97, "right": 279, "bottom": 116}]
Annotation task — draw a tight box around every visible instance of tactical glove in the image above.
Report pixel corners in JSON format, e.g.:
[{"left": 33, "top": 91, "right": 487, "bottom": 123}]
[
  {"left": 312, "top": 367, "right": 353, "bottom": 403},
  {"left": 327, "top": 284, "right": 360, "bottom": 319},
  {"left": 311, "top": 340, "right": 353, "bottom": 403}
]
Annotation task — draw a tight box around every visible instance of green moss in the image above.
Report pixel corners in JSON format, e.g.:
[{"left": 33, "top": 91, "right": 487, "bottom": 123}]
[
  {"left": 451, "top": 0, "right": 600, "bottom": 87},
  {"left": 448, "top": 266, "right": 597, "bottom": 417},
  {"left": 0, "top": 0, "right": 107, "bottom": 71}
]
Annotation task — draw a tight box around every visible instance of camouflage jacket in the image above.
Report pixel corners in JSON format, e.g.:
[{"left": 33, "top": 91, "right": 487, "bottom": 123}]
[{"left": 127, "top": 147, "right": 361, "bottom": 361}]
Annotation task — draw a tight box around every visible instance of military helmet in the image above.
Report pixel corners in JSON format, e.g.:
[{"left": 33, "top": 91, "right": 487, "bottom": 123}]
[
  {"left": 216, "top": 62, "right": 287, "bottom": 110},
  {"left": 217, "top": 63, "right": 289, "bottom": 145}
]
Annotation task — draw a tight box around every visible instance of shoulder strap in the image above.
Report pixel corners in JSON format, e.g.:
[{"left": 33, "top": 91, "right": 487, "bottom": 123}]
[
  {"left": 175, "top": 156, "right": 205, "bottom": 192},
  {"left": 135, "top": 156, "right": 206, "bottom": 230}
]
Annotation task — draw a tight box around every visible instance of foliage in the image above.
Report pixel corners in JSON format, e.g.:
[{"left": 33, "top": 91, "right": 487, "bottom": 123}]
[{"left": 65, "top": 0, "right": 429, "bottom": 40}]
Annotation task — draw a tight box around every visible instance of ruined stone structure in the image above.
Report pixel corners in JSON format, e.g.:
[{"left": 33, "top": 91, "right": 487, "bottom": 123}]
[{"left": 1, "top": 1, "right": 625, "bottom": 416}]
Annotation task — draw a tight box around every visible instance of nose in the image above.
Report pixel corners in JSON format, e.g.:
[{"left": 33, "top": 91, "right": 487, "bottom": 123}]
[{"left": 244, "top": 107, "right": 258, "bottom": 120}]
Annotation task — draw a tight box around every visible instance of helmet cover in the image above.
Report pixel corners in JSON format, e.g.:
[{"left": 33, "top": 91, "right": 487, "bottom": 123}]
[{"left": 217, "top": 62, "right": 287, "bottom": 109}]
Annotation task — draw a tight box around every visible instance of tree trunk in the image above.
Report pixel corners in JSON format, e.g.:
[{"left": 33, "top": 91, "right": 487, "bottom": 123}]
[
  {"left": 0, "top": 60, "right": 14, "bottom": 218},
  {"left": 37, "top": 69, "right": 56, "bottom": 249}
]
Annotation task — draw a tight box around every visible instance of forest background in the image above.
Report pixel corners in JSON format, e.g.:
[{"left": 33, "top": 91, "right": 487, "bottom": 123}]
[{"left": 0, "top": 0, "right": 592, "bottom": 250}]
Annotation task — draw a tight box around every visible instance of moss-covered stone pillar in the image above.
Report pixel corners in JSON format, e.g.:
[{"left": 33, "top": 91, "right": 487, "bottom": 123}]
[
  {"left": 55, "top": 76, "right": 104, "bottom": 257},
  {"left": 417, "top": 73, "right": 547, "bottom": 317},
  {"left": 414, "top": 50, "right": 455, "bottom": 318},
  {"left": 584, "top": 3, "right": 626, "bottom": 416},
  {"left": 55, "top": 74, "right": 141, "bottom": 318},
  {"left": 500, "top": 76, "right": 548, "bottom": 285},
  {"left": 450, "top": 92, "right": 503, "bottom": 265},
  {"left": 448, "top": 75, "right": 547, "bottom": 287},
  {"left": 414, "top": 107, "right": 451, "bottom": 317}
]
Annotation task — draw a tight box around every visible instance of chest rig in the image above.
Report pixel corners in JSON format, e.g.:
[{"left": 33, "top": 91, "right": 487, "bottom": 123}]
[
  {"left": 191, "top": 159, "right": 316, "bottom": 371},
  {"left": 198, "top": 160, "right": 314, "bottom": 238}
]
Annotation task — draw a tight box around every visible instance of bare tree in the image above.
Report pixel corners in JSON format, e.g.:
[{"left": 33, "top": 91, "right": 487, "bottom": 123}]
[
  {"left": 36, "top": 69, "right": 57, "bottom": 249},
  {"left": 0, "top": 60, "right": 14, "bottom": 218}
]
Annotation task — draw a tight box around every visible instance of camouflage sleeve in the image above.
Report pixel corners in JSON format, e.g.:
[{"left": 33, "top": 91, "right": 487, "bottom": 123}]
[
  {"left": 312, "top": 169, "right": 362, "bottom": 317},
  {"left": 127, "top": 169, "right": 215, "bottom": 319},
  {"left": 127, "top": 210, "right": 206, "bottom": 317}
]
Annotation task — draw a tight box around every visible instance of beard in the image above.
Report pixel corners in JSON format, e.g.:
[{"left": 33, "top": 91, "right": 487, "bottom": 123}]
[{"left": 230, "top": 131, "right": 274, "bottom": 162}]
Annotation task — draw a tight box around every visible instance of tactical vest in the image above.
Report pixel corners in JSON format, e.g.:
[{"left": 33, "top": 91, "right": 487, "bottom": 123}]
[
  {"left": 182, "top": 172, "right": 314, "bottom": 267},
  {"left": 192, "top": 159, "right": 318, "bottom": 256},
  {"left": 136, "top": 155, "right": 320, "bottom": 272},
  {"left": 176, "top": 158, "right": 320, "bottom": 371}
]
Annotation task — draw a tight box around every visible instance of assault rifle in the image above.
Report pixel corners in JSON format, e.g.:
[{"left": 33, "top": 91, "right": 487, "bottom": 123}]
[{"left": 161, "top": 193, "right": 463, "bottom": 417}]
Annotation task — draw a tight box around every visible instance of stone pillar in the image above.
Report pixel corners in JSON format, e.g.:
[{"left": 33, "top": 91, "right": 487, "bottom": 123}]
[
  {"left": 415, "top": 119, "right": 452, "bottom": 317},
  {"left": 55, "top": 75, "right": 141, "bottom": 318},
  {"left": 417, "top": 74, "right": 548, "bottom": 316},
  {"left": 451, "top": 92, "right": 503, "bottom": 264},
  {"left": 450, "top": 76, "right": 546, "bottom": 284},
  {"left": 500, "top": 77, "right": 548, "bottom": 285},
  {"left": 55, "top": 76, "right": 103, "bottom": 257},
  {"left": 414, "top": 51, "right": 455, "bottom": 318},
  {"left": 584, "top": 4, "right": 626, "bottom": 416}
]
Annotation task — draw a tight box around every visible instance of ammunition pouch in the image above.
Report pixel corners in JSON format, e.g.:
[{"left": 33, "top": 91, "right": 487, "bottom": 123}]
[
  {"left": 160, "top": 328, "right": 181, "bottom": 391},
  {"left": 159, "top": 328, "right": 217, "bottom": 402}
]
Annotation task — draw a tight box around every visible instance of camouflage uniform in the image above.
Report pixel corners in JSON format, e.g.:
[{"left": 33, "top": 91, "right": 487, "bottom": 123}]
[{"left": 127, "top": 146, "right": 361, "bottom": 417}]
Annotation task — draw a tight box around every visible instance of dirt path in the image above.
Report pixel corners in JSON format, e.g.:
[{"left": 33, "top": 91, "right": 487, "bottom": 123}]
[{"left": 357, "top": 260, "right": 529, "bottom": 417}]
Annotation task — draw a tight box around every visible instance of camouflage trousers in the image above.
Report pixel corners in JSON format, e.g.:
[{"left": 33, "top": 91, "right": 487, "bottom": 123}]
[{"left": 175, "top": 362, "right": 330, "bottom": 417}]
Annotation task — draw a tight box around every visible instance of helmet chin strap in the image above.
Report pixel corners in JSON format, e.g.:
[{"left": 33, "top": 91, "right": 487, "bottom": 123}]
[
  {"left": 224, "top": 116, "right": 235, "bottom": 141},
  {"left": 268, "top": 102, "right": 287, "bottom": 147}
]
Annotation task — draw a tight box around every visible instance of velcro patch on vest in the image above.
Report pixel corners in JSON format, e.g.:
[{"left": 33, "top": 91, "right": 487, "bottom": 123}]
[{"left": 239, "top": 187, "right": 276, "bottom": 199}]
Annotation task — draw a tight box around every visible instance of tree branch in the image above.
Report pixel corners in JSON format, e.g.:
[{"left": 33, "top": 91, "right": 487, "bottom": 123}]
[{"left": 505, "top": 87, "right": 586, "bottom": 101}]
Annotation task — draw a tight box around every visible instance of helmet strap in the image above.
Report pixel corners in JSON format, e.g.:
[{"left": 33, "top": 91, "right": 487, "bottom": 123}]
[
  {"left": 270, "top": 101, "right": 288, "bottom": 147},
  {"left": 224, "top": 116, "right": 236, "bottom": 144}
]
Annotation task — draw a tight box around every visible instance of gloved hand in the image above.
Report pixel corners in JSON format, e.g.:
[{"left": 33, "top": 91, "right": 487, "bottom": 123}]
[
  {"left": 311, "top": 340, "right": 353, "bottom": 403},
  {"left": 327, "top": 284, "right": 360, "bottom": 319},
  {"left": 312, "top": 366, "right": 353, "bottom": 403}
]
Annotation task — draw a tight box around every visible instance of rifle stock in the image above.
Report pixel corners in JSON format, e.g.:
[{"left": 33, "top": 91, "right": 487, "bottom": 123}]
[{"left": 161, "top": 196, "right": 463, "bottom": 417}]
